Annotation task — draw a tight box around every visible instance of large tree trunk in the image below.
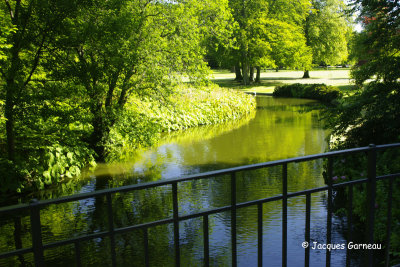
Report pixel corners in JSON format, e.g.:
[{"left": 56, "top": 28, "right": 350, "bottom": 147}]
[
  {"left": 90, "top": 119, "right": 106, "bottom": 161},
  {"left": 234, "top": 64, "right": 242, "bottom": 81},
  {"left": 89, "top": 101, "right": 107, "bottom": 161},
  {"left": 303, "top": 70, "right": 310, "bottom": 78},
  {"left": 249, "top": 66, "right": 254, "bottom": 82},
  {"left": 242, "top": 58, "right": 249, "bottom": 85},
  {"left": 255, "top": 66, "right": 261, "bottom": 83}
]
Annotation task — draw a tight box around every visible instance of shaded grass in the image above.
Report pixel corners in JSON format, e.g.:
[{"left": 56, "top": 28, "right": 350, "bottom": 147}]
[{"left": 336, "top": 84, "right": 357, "bottom": 94}]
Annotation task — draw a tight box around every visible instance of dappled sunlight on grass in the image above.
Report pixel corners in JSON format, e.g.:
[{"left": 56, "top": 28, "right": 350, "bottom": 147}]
[{"left": 211, "top": 69, "right": 355, "bottom": 94}]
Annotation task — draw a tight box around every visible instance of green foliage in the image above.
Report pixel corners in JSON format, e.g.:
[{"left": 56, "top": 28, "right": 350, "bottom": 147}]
[
  {"left": 267, "top": 19, "right": 312, "bottom": 70},
  {"left": 306, "top": 0, "right": 351, "bottom": 66},
  {"left": 0, "top": 0, "right": 239, "bottom": 193},
  {"left": 221, "top": 0, "right": 312, "bottom": 84},
  {"left": 349, "top": 0, "right": 400, "bottom": 85},
  {"left": 325, "top": 1, "right": 400, "bottom": 260},
  {"left": 153, "top": 85, "right": 256, "bottom": 131},
  {"left": 0, "top": 144, "right": 95, "bottom": 193},
  {"left": 106, "top": 84, "right": 256, "bottom": 160},
  {"left": 273, "top": 83, "right": 342, "bottom": 103},
  {"left": 326, "top": 82, "right": 400, "bottom": 148},
  {"left": 325, "top": 148, "right": 400, "bottom": 265}
]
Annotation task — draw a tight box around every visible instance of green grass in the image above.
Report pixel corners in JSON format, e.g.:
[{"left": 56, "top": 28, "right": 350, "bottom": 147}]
[{"left": 210, "top": 69, "right": 355, "bottom": 95}]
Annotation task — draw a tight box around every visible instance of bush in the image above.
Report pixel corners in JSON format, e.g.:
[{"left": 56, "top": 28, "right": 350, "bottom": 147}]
[
  {"left": 325, "top": 82, "right": 400, "bottom": 264},
  {"left": 273, "top": 83, "right": 343, "bottom": 103}
]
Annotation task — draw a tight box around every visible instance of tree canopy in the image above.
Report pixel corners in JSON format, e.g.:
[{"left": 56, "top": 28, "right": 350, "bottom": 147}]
[
  {"left": 0, "top": 0, "right": 234, "bottom": 192},
  {"left": 0, "top": 0, "right": 360, "bottom": 193},
  {"left": 302, "top": 0, "right": 352, "bottom": 77}
]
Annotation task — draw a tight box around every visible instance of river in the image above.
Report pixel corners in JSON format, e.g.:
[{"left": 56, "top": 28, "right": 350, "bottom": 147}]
[{"left": 0, "top": 96, "right": 353, "bottom": 266}]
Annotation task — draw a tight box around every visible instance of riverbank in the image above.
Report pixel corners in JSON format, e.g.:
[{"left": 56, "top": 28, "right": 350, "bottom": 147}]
[
  {"left": 0, "top": 83, "right": 256, "bottom": 195},
  {"left": 106, "top": 84, "right": 256, "bottom": 160}
]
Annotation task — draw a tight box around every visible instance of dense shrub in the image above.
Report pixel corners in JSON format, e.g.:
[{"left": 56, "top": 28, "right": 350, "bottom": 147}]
[
  {"left": 325, "top": 82, "right": 400, "bottom": 264},
  {"left": 273, "top": 83, "right": 342, "bottom": 103}
]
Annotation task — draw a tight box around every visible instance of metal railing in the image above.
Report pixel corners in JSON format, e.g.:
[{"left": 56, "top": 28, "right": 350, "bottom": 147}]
[{"left": 1, "top": 143, "right": 400, "bottom": 267}]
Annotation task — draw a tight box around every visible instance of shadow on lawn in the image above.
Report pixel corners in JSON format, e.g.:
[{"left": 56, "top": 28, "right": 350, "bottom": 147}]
[{"left": 213, "top": 78, "right": 283, "bottom": 89}]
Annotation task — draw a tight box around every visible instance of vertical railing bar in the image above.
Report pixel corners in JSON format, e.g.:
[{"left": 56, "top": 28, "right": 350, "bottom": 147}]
[
  {"left": 282, "top": 163, "right": 287, "bottom": 267},
  {"left": 172, "top": 182, "right": 181, "bottom": 267},
  {"left": 106, "top": 193, "right": 117, "bottom": 267},
  {"left": 257, "top": 202, "right": 263, "bottom": 267},
  {"left": 29, "top": 199, "right": 45, "bottom": 267},
  {"left": 143, "top": 227, "right": 150, "bottom": 267},
  {"left": 231, "top": 172, "right": 237, "bottom": 267},
  {"left": 203, "top": 215, "right": 209, "bottom": 267},
  {"left": 346, "top": 184, "right": 353, "bottom": 267},
  {"left": 385, "top": 176, "right": 393, "bottom": 267},
  {"left": 366, "top": 144, "right": 377, "bottom": 267},
  {"left": 326, "top": 156, "right": 333, "bottom": 267},
  {"left": 75, "top": 241, "right": 82, "bottom": 267},
  {"left": 305, "top": 193, "right": 311, "bottom": 267}
]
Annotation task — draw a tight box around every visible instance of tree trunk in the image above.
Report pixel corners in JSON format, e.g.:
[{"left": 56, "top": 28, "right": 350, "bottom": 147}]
[
  {"left": 255, "top": 66, "right": 261, "bottom": 83},
  {"left": 234, "top": 64, "right": 242, "bottom": 81},
  {"left": 89, "top": 102, "right": 107, "bottom": 161},
  {"left": 5, "top": 82, "right": 16, "bottom": 162},
  {"left": 276, "top": 67, "right": 279, "bottom": 72},
  {"left": 4, "top": 41, "right": 21, "bottom": 162},
  {"left": 242, "top": 58, "right": 249, "bottom": 85},
  {"left": 303, "top": 70, "right": 310, "bottom": 78},
  {"left": 249, "top": 66, "right": 254, "bottom": 82}
]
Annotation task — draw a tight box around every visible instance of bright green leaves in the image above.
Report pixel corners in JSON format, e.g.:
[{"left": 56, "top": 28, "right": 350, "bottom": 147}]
[
  {"left": 267, "top": 18, "right": 312, "bottom": 71},
  {"left": 306, "top": 0, "right": 351, "bottom": 66},
  {"left": 225, "top": 0, "right": 312, "bottom": 84},
  {"left": 349, "top": 1, "right": 400, "bottom": 84}
]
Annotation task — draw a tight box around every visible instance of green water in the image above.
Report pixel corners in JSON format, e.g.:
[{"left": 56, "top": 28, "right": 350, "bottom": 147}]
[{"left": 0, "top": 97, "right": 353, "bottom": 266}]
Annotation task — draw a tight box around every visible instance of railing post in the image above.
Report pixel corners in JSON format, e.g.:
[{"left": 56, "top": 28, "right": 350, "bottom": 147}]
[
  {"left": 143, "top": 228, "right": 150, "bottom": 267},
  {"left": 305, "top": 193, "right": 311, "bottom": 267},
  {"left": 231, "top": 173, "right": 237, "bottom": 267},
  {"left": 203, "top": 215, "right": 209, "bottom": 267},
  {"left": 366, "top": 144, "right": 377, "bottom": 266},
  {"left": 30, "top": 199, "right": 45, "bottom": 267},
  {"left": 385, "top": 176, "right": 393, "bottom": 267},
  {"left": 282, "top": 163, "right": 287, "bottom": 267},
  {"left": 326, "top": 156, "right": 333, "bottom": 267},
  {"left": 172, "top": 182, "right": 180, "bottom": 267},
  {"left": 257, "top": 203, "right": 263, "bottom": 267},
  {"left": 106, "top": 194, "right": 117, "bottom": 267}
]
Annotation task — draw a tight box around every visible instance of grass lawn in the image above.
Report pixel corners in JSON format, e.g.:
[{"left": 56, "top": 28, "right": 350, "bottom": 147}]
[{"left": 211, "top": 69, "right": 356, "bottom": 94}]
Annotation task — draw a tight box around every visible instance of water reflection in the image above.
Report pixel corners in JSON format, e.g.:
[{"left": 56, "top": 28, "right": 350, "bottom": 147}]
[{"left": 1, "top": 97, "right": 352, "bottom": 266}]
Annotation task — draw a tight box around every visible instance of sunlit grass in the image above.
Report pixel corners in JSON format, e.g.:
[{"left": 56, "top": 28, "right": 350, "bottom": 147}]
[{"left": 210, "top": 69, "right": 355, "bottom": 95}]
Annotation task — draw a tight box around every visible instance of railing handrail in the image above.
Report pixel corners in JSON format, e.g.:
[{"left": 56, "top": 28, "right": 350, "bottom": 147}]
[{"left": 1, "top": 142, "right": 399, "bottom": 214}]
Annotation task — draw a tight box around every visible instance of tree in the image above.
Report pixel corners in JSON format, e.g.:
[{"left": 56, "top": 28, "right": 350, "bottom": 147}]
[
  {"left": 303, "top": 0, "right": 351, "bottom": 78},
  {"left": 47, "top": 0, "right": 232, "bottom": 160},
  {"left": 226, "top": 0, "right": 311, "bottom": 85},
  {"left": 349, "top": 0, "right": 400, "bottom": 85},
  {"left": 0, "top": 0, "right": 86, "bottom": 162},
  {"left": 0, "top": 0, "right": 233, "bottom": 192},
  {"left": 327, "top": 0, "right": 400, "bottom": 147},
  {"left": 324, "top": 2, "right": 400, "bottom": 261}
]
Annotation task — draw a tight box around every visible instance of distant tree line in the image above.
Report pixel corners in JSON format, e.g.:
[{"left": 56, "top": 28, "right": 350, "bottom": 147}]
[{"left": 205, "top": 0, "right": 353, "bottom": 83}]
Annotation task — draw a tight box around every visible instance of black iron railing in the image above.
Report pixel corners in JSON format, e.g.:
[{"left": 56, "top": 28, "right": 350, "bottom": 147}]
[{"left": 1, "top": 143, "right": 400, "bottom": 267}]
